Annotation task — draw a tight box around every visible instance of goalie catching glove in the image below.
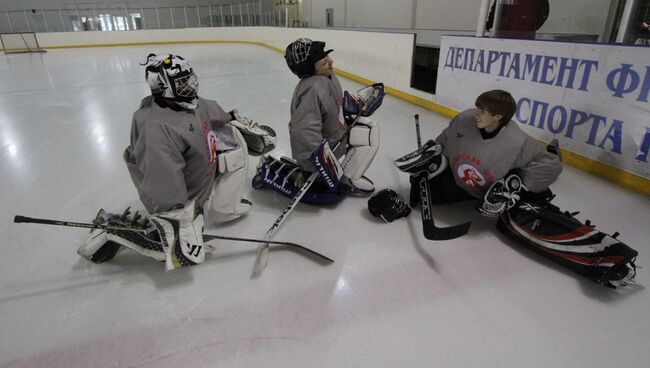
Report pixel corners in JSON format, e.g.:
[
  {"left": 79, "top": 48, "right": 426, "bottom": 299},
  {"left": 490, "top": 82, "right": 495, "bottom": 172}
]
[
  {"left": 394, "top": 139, "right": 447, "bottom": 179},
  {"left": 228, "top": 109, "right": 277, "bottom": 156},
  {"left": 478, "top": 173, "right": 525, "bottom": 217},
  {"left": 342, "top": 83, "right": 385, "bottom": 118}
]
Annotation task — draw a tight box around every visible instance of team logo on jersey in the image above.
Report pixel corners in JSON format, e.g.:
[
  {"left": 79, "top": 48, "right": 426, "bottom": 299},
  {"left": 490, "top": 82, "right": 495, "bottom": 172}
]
[
  {"left": 457, "top": 164, "right": 485, "bottom": 188},
  {"left": 206, "top": 130, "right": 218, "bottom": 165},
  {"left": 336, "top": 98, "right": 345, "bottom": 126}
]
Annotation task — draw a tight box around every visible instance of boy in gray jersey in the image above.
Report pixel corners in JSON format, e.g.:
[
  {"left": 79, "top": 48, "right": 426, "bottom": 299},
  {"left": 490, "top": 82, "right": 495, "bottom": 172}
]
[
  {"left": 406, "top": 89, "right": 562, "bottom": 208},
  {"left": 397, "top": 90, "right": 638, "bottom": 288},
  {"left": 284, "top": 38, "right": 380, "bottom": 195},
  {"left": 77, "top": 54, "right": 256, "bottom": 270}
]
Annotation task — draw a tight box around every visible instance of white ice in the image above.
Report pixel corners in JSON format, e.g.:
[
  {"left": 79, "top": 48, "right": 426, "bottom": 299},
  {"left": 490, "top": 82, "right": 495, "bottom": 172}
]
[{"left": 1, "top": 44, "right": 649, "bottom": 368}]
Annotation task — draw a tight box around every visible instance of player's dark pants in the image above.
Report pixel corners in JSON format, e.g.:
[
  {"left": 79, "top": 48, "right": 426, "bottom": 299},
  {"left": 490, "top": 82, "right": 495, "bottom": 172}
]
[
  {"left": 410, "top": 167, "right": 553, "bottom": 206},
  {"left": 409, "top": 166, "right": 474, "bottom": 206}
]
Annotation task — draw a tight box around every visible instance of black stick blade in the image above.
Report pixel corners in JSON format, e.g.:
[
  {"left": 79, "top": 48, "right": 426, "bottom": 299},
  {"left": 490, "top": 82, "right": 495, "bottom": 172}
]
[
  {"left": 418, "top": 175, "right": 472, "bottom": 241},
  {"left": 423, "top": 221, "right": 472, "bottom": 240}
]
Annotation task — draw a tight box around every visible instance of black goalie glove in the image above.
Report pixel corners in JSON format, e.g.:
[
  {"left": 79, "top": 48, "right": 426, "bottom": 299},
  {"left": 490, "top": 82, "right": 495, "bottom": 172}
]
[{"left": 479, "top": 174, "right": 526, "bottom": 217}]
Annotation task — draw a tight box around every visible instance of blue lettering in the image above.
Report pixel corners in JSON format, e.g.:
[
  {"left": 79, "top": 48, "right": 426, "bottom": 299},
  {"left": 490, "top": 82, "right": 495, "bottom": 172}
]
[
  {"left": 540, "top": 56, "right": 558, "bottom": 85},
  {"left": 598, "top": 119, "right": 623, "bottom": 154},
  {"left": 547, "top": 105, "right": 567, "bottom": 134},
  {"left": 523, "top": 54, "right": 542, "bottom": 82},
  {"left": 566, "top": 110, "right": 589, "bottom": 138},
  {"left": 636, "top": 127, "right": 650, "bottom": 162},
  {"left": 607, "top": 64, "right": 640, "bottom": 98}
]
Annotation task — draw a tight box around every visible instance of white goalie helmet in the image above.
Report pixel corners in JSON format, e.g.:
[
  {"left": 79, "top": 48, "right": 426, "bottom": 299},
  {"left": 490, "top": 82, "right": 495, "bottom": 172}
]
[{"left": 142, "top": 53, "right": 199, "bottom": 109}]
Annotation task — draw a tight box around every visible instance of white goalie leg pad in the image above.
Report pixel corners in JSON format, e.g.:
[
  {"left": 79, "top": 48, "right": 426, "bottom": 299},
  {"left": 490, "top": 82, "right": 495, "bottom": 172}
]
[
  {"left": 150, "top": 199, "right": 205, "bottom": 271},
  {"left": 206, "top": 126, "right": 252, "bottom": 224},
  {"left": 341, "top": 117, "right": 380, "bottom": 191}
]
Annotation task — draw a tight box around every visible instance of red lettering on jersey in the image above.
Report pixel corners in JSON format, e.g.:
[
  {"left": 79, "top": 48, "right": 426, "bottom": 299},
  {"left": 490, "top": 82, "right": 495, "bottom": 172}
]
[
  {"left": 453, "top": 153, "right": 481, "bottom": 167},
  {"left": 483, "top": 169, "right": 495, "bottom": 183}
]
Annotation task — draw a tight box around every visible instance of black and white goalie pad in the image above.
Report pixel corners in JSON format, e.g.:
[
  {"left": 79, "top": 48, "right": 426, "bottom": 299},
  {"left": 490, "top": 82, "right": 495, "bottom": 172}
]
[
  {"left": 479, "top": 174, "right": 525, "bottom": 217},
  {"left": 228, "top": 110, "right": 277, "bottom": 156},
  {"left": 77, "top": 208, "right": 165, "bottom": 263},
  {"left": 368, "top": 189, "right": 411, "bottom": 223},
  {"left": 150, "top": 198, "right": 206, "bottom": 271},
  {"left": 497, "top": 199, "right": 639, "bottom": 288},
  {"left": 394, "top": 139, "right": 446, "bottom": 179}
]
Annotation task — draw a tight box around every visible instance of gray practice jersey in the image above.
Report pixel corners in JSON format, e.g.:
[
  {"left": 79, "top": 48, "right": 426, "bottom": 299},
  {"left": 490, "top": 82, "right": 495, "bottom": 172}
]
[
  {"left": 436, "top": 109, "right": 562, "bottom": 198},
  {"left": 289, "top": 74, "right": 347, "bottom": 171},
  {"left": 123, "top": 96, "right": 233, "bottom": 214}
]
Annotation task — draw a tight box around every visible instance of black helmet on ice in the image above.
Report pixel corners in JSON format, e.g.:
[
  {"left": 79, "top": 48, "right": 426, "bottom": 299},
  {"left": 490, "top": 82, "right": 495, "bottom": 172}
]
[{"left": 368, "top": 189, "right": 412, "bottom": 223}]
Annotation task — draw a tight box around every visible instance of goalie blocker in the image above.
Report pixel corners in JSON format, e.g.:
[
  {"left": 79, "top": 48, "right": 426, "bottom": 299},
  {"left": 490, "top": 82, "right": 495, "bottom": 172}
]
[{"left": 497, "top": 198, "right": 638, "bottom": 288}]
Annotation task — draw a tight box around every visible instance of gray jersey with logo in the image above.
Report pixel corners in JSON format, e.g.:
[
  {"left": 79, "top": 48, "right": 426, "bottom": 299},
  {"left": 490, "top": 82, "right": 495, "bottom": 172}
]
[
  {"left": 123, "top": 96, "right": 233, "bottom": 213},
  {"left": 289, "top": 74, "right": 347, "bottom": 171},
  {"left": 436, "top": 109, "right": 562, "bottom": 198}
]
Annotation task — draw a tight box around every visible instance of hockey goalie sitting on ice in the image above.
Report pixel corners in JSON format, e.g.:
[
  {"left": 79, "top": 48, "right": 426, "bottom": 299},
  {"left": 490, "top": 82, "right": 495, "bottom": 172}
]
[
  {"left": 252, "top": 38, "right": 383, "bottom": 205},
  {"left": 76, "top": 53, "right": 276, "bottom": 270},
  {"left": 394, "top": 89, "right": 638, "bottom": 288}
]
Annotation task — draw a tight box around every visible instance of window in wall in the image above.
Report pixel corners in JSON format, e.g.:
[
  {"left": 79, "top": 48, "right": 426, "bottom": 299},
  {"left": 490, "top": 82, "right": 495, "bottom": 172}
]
[
  {"left": 326, "top": 8, "right": 333, "bottom": 27},
  {"left": 410, "top": 46, "right": 439, "bottom": 94},
  {"left": 114, "top": 16, "right": 128, "bottom": 30},
  {"left": 131, "top": 13, "right": 142, "bottom": 30},
  {"left": 99, "top": 14, "right": 112, "bottom": 31}
]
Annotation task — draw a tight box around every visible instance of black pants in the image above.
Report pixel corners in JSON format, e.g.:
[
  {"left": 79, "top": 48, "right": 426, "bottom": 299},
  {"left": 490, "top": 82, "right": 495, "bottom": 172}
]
[{"left": 409, "top": 166, "right": 475, "bottom": 206}]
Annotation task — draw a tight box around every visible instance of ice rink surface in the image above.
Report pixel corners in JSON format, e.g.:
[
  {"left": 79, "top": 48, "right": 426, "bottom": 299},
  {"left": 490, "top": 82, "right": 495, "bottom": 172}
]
[{"left": 1, "top": 44, "right": 649, "bottom": 368}]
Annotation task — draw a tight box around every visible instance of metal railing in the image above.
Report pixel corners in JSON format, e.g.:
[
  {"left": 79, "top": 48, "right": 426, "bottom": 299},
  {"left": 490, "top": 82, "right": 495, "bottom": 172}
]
[{"left": 0, "top": 2, "right": 291, "bottom": 33}]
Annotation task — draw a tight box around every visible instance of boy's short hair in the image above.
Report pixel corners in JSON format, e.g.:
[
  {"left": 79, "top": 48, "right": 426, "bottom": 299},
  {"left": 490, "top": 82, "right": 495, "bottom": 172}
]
[{"left": 475, "top": 90, "right": 516, "bottom": 126}]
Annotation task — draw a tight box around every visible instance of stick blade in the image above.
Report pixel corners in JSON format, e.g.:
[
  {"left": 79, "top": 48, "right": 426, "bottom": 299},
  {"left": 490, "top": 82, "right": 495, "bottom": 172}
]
[
  {"left": 251, "top": 243, "right": 270, "bottom": 277},
  {"left": 423, "top": 221, "right": 472, "bottom": 241}
]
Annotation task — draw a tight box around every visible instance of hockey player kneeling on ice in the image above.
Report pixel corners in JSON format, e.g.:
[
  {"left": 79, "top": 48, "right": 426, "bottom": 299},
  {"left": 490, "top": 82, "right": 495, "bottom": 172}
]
[
  {"left": 283, "top": 38, "right": 381, "bottom": 196},
  {"left": 252, "top": 140, "right": 351, "bottom": 205},
  {"left": 78, "top": 53, "right": 272, "bottom": 270}
]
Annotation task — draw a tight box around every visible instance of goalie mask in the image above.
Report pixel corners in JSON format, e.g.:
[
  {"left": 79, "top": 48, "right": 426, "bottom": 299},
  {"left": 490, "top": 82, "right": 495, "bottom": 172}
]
[
  {"left": 285, "top": 38, "right": 333, "bottom": 79},
  {"left": 142, "top": 53, "right": 199, "bottom": 109}
]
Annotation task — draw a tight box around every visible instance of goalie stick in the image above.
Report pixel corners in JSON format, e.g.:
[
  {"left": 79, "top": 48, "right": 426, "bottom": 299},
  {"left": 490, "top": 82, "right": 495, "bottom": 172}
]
[
  {"left": 252, "top": 83, "right": 385, "bottom": 276},
  {"left": 13, "top": 215, "right": 333, "bottom": 262},
  {"left": 412, "top": 115, "right": 471, "bottom": 240}
]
